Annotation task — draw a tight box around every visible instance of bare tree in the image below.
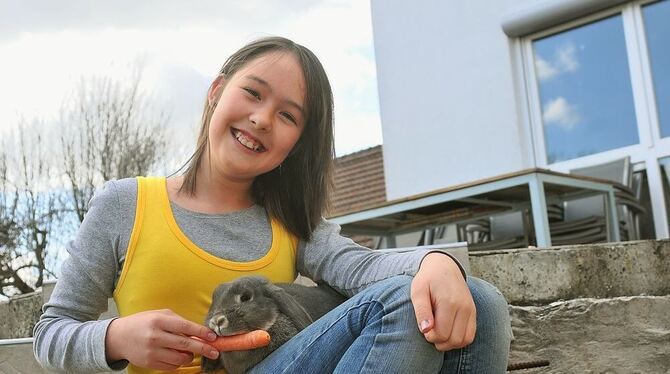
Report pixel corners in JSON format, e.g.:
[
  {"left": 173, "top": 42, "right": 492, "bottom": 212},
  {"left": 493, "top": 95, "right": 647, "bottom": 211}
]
[
  {"left": 0, "top": 152, "right": 17, "bottom": 245},
  {"left": 60, "top": 70, "right": 169, "bottom": 222},
  {"left": 0, "top": 124, "right": 61, "bottom": 297},
  {"left": 1, "top": 70, "right": 170, "bottom": 297},
  {"left": 0, "top": 152, "right": 21, "bottom": 296}
]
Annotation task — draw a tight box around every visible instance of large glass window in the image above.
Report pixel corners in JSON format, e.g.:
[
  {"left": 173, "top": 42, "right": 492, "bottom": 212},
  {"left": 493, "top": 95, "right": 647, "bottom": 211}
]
[
  {"left": 532, "top": 15, "right": 639, "bottom": 163},
  {"left": 643, "top": 0, "right": 670, "bottom": 138}
]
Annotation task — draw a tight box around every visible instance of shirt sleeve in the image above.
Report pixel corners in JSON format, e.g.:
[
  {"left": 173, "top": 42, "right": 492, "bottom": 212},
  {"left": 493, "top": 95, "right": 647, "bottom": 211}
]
[
  {"left": 296, "top": 219, "right": 467, "bottom": 297},
  {"left": 32, "top": 181, "right": 129, "bottom": 373}
]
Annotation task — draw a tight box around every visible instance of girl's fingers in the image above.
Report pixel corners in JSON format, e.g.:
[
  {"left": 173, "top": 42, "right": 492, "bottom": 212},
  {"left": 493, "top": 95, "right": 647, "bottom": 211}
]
[
  {"left": 149, "top": 348, "right": 194, "bottom": 369},
  {"left": 160, "top": 332, "right": 219, "bottom": 359},
  {"left": 110, "top": 310, "right": 220, "bottom": 371},
  {"left": 432, "top": 309, "right": 476, "bottom": 351},
  {"left": 410, "top": 280, "right": 436, "bottom": 334},
  {"left": 423, "top": 302, "right": 456, "bottom": 345},
  {"left": 434, "top": 309, "right": 469, "bottom": 351},
  {"left": 464, "top": 311, "right": 477, "bottom": 346},
  {"left": 159, "top": 313, "right": 217, "bottom": 341},
  {"left": 442, "top": 310, "right": 466, "bottom": 350}
]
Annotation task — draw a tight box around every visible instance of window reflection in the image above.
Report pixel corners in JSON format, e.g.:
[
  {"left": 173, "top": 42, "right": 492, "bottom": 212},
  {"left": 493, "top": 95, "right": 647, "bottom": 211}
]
[
  {"left": 643, "top": 0, "right": 670, "bottom": 138},
  {"left": 532, "top": 15, "right": 639, "bottom": 163}
]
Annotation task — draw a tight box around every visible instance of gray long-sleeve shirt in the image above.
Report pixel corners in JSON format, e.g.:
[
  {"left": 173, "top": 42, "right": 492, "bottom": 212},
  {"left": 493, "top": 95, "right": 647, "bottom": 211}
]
[{"left": 33, "top": 178, "right": 459, "bottom": 373}]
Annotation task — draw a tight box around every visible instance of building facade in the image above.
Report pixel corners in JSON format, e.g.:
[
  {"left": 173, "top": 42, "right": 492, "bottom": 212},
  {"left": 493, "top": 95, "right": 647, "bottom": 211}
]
[{"left": 371, "top": 0, "right": 670, "bottom": 238}]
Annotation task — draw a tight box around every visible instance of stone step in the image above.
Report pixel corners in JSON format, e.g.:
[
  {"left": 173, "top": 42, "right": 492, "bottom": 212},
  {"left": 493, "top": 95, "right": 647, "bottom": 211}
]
[
  {"left": 469, "top": 240, "right": 670, "bottom": 305},
  {"left": 507, "top": 295, "right": 670, "bottom": 373}
]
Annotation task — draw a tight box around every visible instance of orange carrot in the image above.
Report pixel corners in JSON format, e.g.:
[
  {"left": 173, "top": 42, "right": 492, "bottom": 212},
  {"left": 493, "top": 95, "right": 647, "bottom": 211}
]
[{"left": 194, "top": 330, "right": 271, "bottom": 351}]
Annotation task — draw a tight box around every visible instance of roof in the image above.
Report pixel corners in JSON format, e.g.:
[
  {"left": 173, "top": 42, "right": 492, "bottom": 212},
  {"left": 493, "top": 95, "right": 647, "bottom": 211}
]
[{"left": 327, "top": 145, "right": 386, "bottom": 218}]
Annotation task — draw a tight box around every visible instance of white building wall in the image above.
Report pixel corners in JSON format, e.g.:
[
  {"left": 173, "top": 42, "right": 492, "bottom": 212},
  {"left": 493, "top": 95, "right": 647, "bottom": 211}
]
[{"left": 371, "top": 0, "right": 540, "bottom": 200}]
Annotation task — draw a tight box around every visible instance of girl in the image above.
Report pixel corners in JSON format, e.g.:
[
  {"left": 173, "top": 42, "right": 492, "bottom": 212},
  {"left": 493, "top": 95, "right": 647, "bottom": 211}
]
[{"left": 33, "top": 36, "right": 511, "bottom": 373}]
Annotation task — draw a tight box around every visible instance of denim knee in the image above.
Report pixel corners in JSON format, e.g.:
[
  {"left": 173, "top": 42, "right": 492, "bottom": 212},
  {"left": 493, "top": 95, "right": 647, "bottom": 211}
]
[
  {"left": 359, "top": 275, "right": 416, "bottom": 319},
  {"left": 372, "top": 275, "right": 511, "bottom": 342},
  {"left": 367, "top": 275, "right": 413, "bottom": 302},
  {"left": 439, "top": 278, "right": 511, "bottom": 374},
  {"left": 467, "top": 277, "right": 513, "bottom": 348},
  {"left": 358, "top": 275, "right": 444, "bottom": 371}
]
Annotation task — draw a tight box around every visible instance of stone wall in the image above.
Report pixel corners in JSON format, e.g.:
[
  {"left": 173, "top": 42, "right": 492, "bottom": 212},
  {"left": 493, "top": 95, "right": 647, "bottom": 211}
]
[{"left": 0, "top": 291, "right": 43, "bottom": 339}]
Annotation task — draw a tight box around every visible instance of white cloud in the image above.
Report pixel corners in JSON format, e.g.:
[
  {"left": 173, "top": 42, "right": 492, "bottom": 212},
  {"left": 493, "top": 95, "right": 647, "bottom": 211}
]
[
  {"left": 535, "top": 41, "right": 580, "bottom": 81},
  {"left": 542, "top": 96, "right": 581, "bottom": 130},
  {"left": 556, "top": 43, "right": 579, "bottom": 72},
  {"left": 0, "top": 0, "right": 381, "bottom": 156},
  {"left": 535, "top": 56, "right": 558, "bottom": 80}
]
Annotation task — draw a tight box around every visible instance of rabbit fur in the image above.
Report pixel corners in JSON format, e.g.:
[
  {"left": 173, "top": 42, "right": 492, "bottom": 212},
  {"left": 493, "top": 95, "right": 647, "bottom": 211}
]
[{"left": 201, "top": 275, "right": 346, "bottom": 373}]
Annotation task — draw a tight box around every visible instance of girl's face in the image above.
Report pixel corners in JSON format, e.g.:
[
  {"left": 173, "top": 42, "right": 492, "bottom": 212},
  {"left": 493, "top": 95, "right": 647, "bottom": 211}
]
[{"left": 207, "top": 52, "right": 306, "bottom": 183}]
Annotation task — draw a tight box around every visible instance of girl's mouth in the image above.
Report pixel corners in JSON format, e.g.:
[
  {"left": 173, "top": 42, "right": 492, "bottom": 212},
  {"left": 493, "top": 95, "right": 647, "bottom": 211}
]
[{"left": 231, "top": 128, "right": 266, "bottom": 153}]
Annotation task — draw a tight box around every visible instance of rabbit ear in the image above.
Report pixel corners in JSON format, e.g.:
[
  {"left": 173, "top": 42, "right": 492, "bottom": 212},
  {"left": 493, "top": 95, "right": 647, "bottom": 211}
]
[{"left": 266, "top": 284, "right": 313, "bottom": 330}]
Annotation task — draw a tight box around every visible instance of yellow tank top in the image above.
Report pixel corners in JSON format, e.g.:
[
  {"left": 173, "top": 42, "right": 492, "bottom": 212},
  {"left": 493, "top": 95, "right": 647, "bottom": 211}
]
[{"left": 113, "top": 177, "right": 298, "bottom": 374}]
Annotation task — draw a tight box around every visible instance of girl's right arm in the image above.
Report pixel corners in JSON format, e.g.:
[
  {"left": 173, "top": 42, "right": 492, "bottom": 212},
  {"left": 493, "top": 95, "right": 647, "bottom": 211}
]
[
  {"left": 32, "top": 180, "right": 218, "bottom": 373},
  {"left": 32, "top": 181, "right": 127, "bottom": 373}
]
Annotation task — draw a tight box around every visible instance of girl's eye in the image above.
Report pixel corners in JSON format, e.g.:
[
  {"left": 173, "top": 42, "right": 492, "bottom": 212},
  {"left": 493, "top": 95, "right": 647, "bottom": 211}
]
[
  {"left": 243, "top": 87, "right": 261, "bottom": 100},
  {"left": 281, "top": 112, "right": 297, "bottom": 125}
]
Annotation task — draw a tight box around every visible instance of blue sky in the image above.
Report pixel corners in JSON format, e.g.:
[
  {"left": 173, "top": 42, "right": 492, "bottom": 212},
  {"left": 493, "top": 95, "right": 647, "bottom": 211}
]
[
  {"left": 534, "top": 14, "right": 639, "bottom": 163},
  {"left": 0, "top": 0, "right": 383, "bottom": 158}
]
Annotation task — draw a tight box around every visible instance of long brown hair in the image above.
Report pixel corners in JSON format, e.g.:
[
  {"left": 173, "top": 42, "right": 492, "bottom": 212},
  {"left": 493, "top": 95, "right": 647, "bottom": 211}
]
[{"left": 178, "top": 36, "right": 334, "bottom": 241}]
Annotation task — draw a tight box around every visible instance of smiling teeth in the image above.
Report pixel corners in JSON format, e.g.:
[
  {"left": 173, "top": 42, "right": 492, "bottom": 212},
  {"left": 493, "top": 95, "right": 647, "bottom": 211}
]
[{"left": 233, "top": 130, "right": 263, "bottom": 152}]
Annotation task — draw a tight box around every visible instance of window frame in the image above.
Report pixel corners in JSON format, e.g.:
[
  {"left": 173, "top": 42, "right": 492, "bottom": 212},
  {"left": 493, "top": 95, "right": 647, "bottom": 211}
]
[{"left": 517, "top": 0, "right": 670, "bottom": 237}]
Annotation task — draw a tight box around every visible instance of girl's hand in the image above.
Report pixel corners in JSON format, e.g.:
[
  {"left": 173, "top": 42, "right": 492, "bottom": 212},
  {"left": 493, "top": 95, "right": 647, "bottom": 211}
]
[
  {"left": 105, "top": 309, "right": 220, "bottom": 371},
  {"left": 411, "top": 253, "right": 476, "bottom": 351}
]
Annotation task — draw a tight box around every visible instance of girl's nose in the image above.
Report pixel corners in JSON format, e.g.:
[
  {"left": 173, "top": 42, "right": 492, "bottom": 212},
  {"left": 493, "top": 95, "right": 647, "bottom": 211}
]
[{"left": 249, "top": 107, "right": 273, "bottom": 131}]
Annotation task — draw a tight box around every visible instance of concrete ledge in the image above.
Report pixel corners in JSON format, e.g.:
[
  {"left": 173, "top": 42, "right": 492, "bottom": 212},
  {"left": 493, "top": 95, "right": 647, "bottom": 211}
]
[
  {"left": 0, "top": 338, "right": 119, "bottom": 374},
  {"left": 508, "top": 295, "right": 670, "bottom": 373},
  {"left": 0, "top": 292, "right": 42, "bottom": 339},
  {"left": 0, "top": 339, "right": 44, "bottom": 374},
  {"left": 470, "top": 240, "right": 670, "bottom": 305}
]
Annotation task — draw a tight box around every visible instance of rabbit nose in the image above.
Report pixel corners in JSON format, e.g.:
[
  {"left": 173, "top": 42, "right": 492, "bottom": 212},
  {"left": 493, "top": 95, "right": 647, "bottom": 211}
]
[{"left": 211, "top": 315, "right": 229, "bottom": 330}]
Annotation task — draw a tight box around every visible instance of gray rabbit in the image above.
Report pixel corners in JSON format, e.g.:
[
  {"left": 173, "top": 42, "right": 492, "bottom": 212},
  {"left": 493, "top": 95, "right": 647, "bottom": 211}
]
[{"left": 201, "top": 275, "right": 346, "bottom": 373}]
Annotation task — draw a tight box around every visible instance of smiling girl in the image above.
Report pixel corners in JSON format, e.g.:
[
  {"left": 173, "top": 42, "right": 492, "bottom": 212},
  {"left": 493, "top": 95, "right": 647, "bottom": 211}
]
[{"left": 33, "top": 37, "right": 511, "bottom": 374}]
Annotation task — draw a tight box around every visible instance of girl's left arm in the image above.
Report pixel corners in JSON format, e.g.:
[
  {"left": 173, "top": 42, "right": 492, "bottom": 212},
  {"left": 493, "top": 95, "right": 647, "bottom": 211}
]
[
  {"left": 297, "top": 219, "right": 474, "bottom": 351},
  {"left": 296, "top": 219, "right": 465, "bottom": 296}
]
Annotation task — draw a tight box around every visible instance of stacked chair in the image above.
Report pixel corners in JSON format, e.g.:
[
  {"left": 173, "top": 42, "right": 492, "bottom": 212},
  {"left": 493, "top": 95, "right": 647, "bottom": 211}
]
[
  {"left": 550, "top": 156, "right": 645, "bottom": 245},
  {"left": 458, "top": 213, "right": 529, "bottom": 252},
  {"left": 455, "top": 157, "right": 645, "bottom": 250}
]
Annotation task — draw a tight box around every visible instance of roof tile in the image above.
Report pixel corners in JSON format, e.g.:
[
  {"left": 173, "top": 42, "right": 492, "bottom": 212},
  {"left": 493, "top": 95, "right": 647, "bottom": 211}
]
[{"left": 328, "top": 145, "right": 386, "bottom": 217}]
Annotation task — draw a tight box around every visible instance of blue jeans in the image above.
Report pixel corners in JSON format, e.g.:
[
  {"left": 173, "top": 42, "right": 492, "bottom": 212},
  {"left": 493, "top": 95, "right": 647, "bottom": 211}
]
[{"left": 249, "top": 275, "right": 511, "bottom": 373}]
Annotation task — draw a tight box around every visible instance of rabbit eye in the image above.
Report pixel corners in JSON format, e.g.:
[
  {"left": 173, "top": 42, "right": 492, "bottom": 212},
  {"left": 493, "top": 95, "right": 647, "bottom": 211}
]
[{"left": 239, "top": 292, "right": 252, "bottom": 303}]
